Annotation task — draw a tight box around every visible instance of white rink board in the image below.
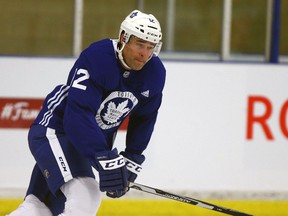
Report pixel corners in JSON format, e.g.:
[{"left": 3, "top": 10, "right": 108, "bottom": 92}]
[{"left": 0, "top": 57, "right": 288, "bottom": 195}]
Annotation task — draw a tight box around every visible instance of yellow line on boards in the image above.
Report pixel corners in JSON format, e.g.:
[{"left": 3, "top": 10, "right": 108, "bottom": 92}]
[{"left": 1, "top": 199, "right": 288, "bottom": 216}]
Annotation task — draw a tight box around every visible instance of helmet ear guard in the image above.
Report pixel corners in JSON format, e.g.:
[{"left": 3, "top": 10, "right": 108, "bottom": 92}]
[
  {"left": 153, "top": 41, "right": 162, "bottom": 57},
  {"left": 122, "top": 31, "right": 130, "bottom": 44}
]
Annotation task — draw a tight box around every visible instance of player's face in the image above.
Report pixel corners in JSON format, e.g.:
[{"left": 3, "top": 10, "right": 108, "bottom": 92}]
[{"left": 122, "top": 36, "right": 156, "bottom": 70}]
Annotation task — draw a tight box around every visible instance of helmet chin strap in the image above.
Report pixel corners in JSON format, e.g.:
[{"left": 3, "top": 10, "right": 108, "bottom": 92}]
[{"left": 117, "top": 42, "right": 132, "bottom": 70}]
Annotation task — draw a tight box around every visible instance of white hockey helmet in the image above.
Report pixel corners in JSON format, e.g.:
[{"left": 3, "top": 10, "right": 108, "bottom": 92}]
[{"left": 118, "top": 10, "right": 162, "bottom": 56}]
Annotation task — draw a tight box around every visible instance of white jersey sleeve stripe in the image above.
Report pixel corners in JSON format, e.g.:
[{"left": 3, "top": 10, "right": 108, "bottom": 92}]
[
  {"left": 47, "top": 85, "right": 69, "bottom": 105},
  {"left": 39, "top": 86, "right": 69, "bottom": 126}
]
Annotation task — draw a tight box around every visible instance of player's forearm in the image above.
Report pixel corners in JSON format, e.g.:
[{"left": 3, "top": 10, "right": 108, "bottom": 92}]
[{"left": 125, "top": 112, "right": 158, "bottom": 154}]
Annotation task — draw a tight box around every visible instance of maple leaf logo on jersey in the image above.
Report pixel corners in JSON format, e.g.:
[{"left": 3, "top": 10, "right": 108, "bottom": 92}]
[
  {"left": 95, "top": 91, "right": 138, "bottom": 130},
  {"left": 103, "top": 100, "right": 130, "bottom": 124}
]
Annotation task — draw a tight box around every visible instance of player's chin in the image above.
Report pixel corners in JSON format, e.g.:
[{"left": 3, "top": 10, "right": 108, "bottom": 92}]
[{"left": 132, "top": 62, "right": 146, "bottom": 71}]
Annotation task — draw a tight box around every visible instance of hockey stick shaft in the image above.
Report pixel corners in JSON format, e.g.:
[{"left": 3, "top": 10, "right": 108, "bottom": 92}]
[{"left": 129, "top": 182, "right": 253, "bottom": 216}]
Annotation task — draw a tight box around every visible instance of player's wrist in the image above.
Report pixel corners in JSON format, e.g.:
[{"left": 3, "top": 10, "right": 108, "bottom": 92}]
[{"left": 120, "top": 151, "right": 145, "bottom": 165}]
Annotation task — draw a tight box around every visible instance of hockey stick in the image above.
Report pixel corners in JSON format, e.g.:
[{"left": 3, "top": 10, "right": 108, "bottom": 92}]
[{"left": 129, "top": 182, "right": 253, "bottom": 216}]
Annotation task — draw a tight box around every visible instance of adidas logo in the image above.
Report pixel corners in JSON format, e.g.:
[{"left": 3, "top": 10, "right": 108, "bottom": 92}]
[{"left": 141, "top": 90, "right": 149, "bottom": 97}]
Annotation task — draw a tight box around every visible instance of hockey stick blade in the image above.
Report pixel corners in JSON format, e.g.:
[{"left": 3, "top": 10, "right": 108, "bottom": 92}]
[{"left": 129, "top": 182, "right": 253, "bottom": 216}]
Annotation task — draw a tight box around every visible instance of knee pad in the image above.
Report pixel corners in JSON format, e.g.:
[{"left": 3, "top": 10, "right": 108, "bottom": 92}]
[{"left": 60, "top": 177, "right": 102, "bottom": 216}]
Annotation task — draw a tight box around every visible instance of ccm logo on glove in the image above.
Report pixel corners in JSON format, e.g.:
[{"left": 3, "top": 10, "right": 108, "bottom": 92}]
[
  {"left": 125, "top": 157, "right": 142, "bottom": 174},
  {"left": 99, "top": 156, "right": 125, "bottom": 170}
]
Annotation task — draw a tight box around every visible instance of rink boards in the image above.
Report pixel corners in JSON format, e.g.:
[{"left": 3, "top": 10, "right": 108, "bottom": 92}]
[
  {"left": 1, "top": 198, "right": 288, "bottom": 216},
  {"left": 0, "top": 57, "right": 288, "bottom": 216}
]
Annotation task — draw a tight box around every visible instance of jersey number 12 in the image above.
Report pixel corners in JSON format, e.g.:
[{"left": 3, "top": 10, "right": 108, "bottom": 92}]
[{"left": 72, "top": 69, "right": 90, "bottom": 90}]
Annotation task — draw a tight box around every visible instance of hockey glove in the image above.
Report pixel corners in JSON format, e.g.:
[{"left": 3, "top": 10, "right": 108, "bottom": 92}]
[
  {"left": 93, "top": 148, "right": 128, "bottom": 198},
  {"left": 120, "top": 151, "right": 145, "bottom": 182}
]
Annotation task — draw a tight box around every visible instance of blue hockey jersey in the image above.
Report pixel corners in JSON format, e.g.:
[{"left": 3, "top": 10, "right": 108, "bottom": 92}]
[{"left": 33, "top": 39, "right": 166, "bottom": 163}]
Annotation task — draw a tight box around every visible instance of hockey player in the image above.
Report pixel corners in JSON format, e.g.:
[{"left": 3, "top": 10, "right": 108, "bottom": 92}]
[{"left": 7, "top": 10, "right": 165, "bottom": 216}]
